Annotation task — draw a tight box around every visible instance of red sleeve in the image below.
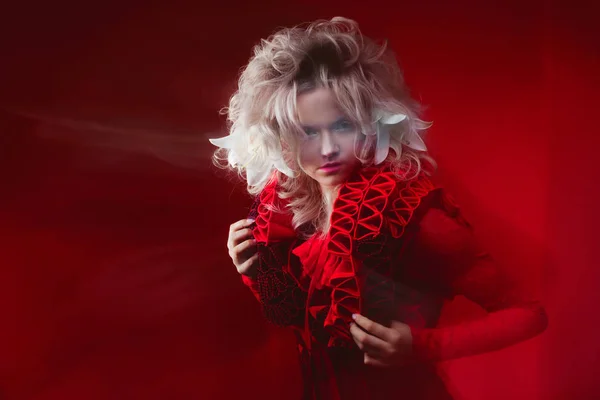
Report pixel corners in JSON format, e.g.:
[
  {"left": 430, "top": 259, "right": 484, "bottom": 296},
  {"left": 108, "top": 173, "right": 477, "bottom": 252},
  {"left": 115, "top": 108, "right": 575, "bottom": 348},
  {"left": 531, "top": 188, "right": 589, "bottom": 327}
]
[
  {"left": 240, "top": 241, "right": 307, "bottom": 329},
  {"left": 406, "top": 205, "right": 548, "bottom": 363},
  {"left": 239, "top": 186, "right": 307, "bottom": 329},
  {"left": 241, "top": 274, "right": 261, "bottom": 301}
]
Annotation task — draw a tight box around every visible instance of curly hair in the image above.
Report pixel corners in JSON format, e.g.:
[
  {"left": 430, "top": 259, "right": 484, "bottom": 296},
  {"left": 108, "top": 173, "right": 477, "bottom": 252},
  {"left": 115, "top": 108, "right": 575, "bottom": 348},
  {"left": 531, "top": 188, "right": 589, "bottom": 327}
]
[{"left": 213, "top": 17, "right": 435, "bottom": 236}]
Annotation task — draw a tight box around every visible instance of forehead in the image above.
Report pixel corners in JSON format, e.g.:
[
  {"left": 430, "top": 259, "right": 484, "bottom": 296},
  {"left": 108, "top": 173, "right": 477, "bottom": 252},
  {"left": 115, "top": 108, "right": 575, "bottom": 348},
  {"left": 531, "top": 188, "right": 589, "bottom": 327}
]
[{"left": 296, "top": 87, "right": 345, "bottom": 126}]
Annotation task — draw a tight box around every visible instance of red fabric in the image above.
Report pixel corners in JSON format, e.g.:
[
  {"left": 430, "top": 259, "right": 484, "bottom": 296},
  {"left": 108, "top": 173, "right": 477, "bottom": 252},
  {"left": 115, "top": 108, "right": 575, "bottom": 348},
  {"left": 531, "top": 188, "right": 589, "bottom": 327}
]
[
  {"left": 241, "top": 274, "right": 260, "bottom": 301},
  {"left": 240, "top": 164, "right": 548, "bottom": 399},
  {"left": 406, "top": 207, "right": 548, "bottom": 363},
  {"left": 253, "top": 179, "right": 297, "bottom": 244}
]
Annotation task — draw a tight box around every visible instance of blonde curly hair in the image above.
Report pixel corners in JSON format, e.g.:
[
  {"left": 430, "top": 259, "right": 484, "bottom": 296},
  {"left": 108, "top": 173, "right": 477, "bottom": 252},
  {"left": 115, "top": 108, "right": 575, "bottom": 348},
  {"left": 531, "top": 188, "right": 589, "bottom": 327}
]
[{"left": 213, "top": 17, "right": 435, "bottom": 236}]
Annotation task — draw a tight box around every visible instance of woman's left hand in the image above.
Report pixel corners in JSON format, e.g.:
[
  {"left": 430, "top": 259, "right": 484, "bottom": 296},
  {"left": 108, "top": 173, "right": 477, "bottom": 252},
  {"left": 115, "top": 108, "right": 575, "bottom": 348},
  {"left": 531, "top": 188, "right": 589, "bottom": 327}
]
[{"left": 349, "top": 313, "right": 414, "bottom": 367}]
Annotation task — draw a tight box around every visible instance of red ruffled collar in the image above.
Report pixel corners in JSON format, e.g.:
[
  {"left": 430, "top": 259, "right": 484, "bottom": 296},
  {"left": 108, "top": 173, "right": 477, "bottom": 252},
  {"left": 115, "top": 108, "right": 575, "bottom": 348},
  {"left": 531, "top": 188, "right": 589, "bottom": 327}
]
[{"left": 253, "top": 164, "right": 436, "bottom": 348}]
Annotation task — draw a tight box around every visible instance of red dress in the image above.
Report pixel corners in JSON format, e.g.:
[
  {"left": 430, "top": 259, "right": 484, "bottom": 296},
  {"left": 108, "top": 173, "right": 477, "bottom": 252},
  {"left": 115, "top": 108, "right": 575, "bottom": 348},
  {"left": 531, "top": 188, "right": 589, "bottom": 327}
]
[{"left": 241, "top": 164, "right": 548, "bottom": 400}]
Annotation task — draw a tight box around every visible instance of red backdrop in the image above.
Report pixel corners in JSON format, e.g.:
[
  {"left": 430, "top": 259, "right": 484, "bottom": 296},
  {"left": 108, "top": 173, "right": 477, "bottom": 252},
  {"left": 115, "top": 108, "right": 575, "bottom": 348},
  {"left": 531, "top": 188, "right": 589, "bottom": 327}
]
[{"left": 0, "top": 1, "right": 598, "bottom": 399}]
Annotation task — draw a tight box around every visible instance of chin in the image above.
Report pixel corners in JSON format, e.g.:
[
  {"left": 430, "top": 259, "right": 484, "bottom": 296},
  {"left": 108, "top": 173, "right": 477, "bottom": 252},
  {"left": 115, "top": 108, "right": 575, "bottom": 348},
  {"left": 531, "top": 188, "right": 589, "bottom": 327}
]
[
  {"left": 319, "top": 175, "right": 349, "bottom": 188},
  {"left": 309, "top": 164, "right": 358, "bottom": 189}
]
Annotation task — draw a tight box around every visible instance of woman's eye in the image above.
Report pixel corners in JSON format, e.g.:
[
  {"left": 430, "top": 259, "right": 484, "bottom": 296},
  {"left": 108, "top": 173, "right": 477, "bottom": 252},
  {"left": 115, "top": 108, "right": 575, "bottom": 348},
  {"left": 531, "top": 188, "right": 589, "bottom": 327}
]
[
  {"left": 304, "top": 128, "right": 318, "bottom": 136},
  {"left": 332, "top": 120, "right": 354, "bottom": 131}
]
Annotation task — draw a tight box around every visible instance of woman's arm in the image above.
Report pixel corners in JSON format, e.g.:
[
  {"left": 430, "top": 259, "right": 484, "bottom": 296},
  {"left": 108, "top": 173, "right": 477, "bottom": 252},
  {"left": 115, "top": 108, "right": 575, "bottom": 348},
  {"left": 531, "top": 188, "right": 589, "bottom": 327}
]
[
  {"left": 405, "top": 205, "right": 549, "bottom": 362},
  {"left": 241, "top": 241, "right": 307, "bottom": 328},
  {"left": 238, "top": 194, "right": 307, "bottom": 329}
]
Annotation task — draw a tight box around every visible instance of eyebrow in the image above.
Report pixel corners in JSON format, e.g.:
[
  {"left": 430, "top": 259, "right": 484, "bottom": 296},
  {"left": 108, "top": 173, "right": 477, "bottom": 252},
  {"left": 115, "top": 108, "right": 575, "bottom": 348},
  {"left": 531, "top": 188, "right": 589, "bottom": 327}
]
[{"left": 300, "top": 116, "right": 350, "bottom": 131}]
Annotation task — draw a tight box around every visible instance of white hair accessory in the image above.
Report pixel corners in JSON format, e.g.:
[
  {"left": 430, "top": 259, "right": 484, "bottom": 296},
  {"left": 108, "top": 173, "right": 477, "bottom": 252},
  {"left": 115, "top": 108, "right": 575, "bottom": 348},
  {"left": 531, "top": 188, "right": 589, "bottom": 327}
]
[
  {"left": 370, "top": 110, "right": 428, "bottom": 164},
  {"left": 209, "top": 126, "right": 294, "bottom": 186}
]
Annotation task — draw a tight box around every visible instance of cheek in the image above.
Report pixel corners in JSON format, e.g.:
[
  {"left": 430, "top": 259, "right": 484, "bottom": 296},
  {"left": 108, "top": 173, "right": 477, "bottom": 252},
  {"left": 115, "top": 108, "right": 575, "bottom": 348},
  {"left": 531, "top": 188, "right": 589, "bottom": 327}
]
[
  {"left": 298, "top": 141, "right": 318, "bottom": 166},
  {"left": 341, "top": 133, "right": 361, "bottom": 152}
]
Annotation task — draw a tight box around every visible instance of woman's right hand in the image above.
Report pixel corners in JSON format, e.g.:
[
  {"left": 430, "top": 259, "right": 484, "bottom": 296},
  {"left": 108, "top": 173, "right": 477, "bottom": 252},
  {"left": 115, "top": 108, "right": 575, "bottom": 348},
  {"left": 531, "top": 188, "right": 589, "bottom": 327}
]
[{"left": 227, "top": 219, "right": 259, "bottom": 277}]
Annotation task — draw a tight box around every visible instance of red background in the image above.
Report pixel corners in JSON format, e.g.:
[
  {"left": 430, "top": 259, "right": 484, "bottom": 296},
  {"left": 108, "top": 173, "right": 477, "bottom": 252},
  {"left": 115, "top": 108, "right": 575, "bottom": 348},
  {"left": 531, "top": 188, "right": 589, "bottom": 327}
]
[{"left": 0, "top": 1, "right": 598, "bottom": 399}]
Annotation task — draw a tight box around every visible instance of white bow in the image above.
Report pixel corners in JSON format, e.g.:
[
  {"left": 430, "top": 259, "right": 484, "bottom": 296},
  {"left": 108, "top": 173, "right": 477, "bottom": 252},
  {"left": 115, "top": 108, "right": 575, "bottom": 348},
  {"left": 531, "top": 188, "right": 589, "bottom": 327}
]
[{"left": 209, "top": 127, "right": 294, "bottom": 186}]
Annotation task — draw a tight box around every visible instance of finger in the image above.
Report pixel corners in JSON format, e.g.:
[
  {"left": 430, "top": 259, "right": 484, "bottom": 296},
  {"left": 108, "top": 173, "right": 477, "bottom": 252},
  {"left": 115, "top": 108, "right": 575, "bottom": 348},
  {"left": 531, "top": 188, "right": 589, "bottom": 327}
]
[
  {"left": 349, "top": 323, "right": 390, "bottom": 357},
  {"left": 234, "top": 238, "right": 257, "bottom": 255},
  {"left": 363, "top": 353, "right": 392, "bottom": 368},
  {"left": 229, "top": 218, "right": 255, "bottom": 233},
  {"left": 389, "top": 320, "right": 412, "bottom": 346},
  {"left": 229, "top": 249, "right": 241, "bottom": 267},
  {"left": 232, "top": 228, "right": 254, "bottom": 247},
  {"left": 237, "top": 253, "right": 259, "bottom": 276},
  {"left": 230, "top": 239, "right": 255, "bottom": 266},
  {"left": 229, "top": 239, "right": 254, "bottom": 265},
  {"left": 390, "top": 320, "right": 412, "bottom": 335},
  {"left": 352, "top": 314, "right": 393, "bottom": 342}
]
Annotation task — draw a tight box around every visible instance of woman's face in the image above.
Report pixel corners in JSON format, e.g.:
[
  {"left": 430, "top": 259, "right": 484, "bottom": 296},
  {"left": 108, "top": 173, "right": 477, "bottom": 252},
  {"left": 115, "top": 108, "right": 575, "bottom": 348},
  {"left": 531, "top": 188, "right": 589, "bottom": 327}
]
[{"left": 296, "top": 87, "right": 362, "bottom": 194}]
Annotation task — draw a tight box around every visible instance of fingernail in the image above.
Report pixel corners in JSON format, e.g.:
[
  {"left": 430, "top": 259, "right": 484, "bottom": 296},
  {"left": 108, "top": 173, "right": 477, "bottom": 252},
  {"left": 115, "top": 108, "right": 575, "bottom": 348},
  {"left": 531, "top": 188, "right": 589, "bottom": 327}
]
[
  {"left": 248, "top": 218, "right": 255, "bottom": 223},
  {"left": 352, "top": 314, "right": 358, "bottom": 320}
]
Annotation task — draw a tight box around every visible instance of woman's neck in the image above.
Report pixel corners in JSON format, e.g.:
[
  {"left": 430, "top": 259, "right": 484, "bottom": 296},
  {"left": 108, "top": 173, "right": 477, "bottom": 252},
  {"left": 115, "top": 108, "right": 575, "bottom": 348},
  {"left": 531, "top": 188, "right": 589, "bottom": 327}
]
[
  {"left": 321, "top": 186, "right": 338, "bottom": 208},
  {"left": 320, "top": 187, "right": 339, "bottom": 235}
]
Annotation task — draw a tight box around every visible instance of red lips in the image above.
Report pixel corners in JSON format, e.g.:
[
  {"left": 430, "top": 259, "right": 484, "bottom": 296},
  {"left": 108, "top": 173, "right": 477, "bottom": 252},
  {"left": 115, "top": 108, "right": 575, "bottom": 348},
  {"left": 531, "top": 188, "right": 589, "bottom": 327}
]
[
  {"left": 319, "top": 162, "right": 341, "bottom": 169},
  {"left": 319, "top": 162, "right": 342, "bottom": 173}
]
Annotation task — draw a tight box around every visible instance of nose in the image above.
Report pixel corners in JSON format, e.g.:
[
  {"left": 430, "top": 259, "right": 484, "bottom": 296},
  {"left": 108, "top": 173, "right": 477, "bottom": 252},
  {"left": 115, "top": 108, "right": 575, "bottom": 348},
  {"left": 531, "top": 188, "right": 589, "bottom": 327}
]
[{"left": 320, "top": 131, "right": 339, "bottom": 159}]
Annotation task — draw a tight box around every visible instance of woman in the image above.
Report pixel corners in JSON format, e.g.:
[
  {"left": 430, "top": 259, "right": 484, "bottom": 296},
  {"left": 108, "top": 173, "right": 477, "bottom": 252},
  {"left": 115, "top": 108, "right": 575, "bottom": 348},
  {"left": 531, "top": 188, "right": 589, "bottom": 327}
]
[{"left": 210, "top": 17, "right": 548, "bottom": 400}]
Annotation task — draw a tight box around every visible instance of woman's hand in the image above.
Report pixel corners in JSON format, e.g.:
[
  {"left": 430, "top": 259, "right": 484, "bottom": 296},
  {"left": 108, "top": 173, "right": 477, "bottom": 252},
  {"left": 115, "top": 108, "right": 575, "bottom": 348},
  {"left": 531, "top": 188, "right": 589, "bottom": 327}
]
[
  {"left": 350, "top": 314, "right": 414, "bottom": 367},
  {"left": 227, "top": 219, "right": 259, "bottom": 277}
]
